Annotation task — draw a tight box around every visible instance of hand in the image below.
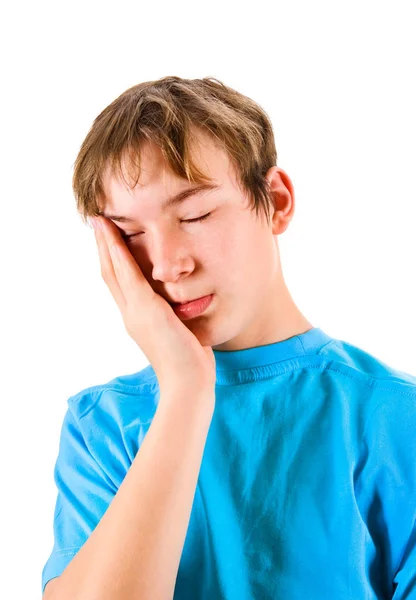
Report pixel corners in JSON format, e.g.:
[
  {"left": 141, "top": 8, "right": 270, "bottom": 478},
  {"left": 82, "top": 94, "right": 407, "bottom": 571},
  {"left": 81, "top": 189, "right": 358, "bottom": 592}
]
[{"left": 90, "top": 215, "right": 217, "bottom": 400}]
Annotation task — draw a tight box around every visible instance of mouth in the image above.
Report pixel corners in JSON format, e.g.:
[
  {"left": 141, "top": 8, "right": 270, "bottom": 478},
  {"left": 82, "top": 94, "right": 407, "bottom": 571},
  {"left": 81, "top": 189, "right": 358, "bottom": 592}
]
[
  {"left": 169, "top": 295, "right": 210, "bottom": 306},
  {"left": 171, "top": 294, "right": 214, "bottom": 319}
]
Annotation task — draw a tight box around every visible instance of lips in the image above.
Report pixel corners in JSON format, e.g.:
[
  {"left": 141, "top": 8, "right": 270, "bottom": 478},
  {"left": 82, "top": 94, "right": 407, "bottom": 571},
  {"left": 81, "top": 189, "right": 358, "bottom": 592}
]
[
  {"left": 173, "top": 299, "right": 196, "bottom": 306},
  {"left": 172, "top": 294, "right": 214, "bottom": 319},
  {"left": 170, "top": 295, "right": 208, "bottom": 306}
]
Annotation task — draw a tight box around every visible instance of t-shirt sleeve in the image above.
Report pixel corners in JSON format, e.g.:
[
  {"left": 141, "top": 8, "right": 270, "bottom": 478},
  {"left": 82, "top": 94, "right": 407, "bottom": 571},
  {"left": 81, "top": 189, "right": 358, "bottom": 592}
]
[
  {"left": 357, "top": 391, "right": 416, "bottom": 598},
  {"left": 392, "top": 520, "right": 416, "bottom": 599},
  {"left": 41, "top": 401, "right": 118, "bottom": 596}
]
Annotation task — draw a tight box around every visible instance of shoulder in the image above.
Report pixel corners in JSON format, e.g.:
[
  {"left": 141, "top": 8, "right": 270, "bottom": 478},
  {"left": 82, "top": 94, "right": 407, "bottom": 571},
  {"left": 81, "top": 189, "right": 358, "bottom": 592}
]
[
  {"left": 55, "top": 364, "right": 161, "bottom": 487},
  {"left": 318, "top": 335, "right": 416, "bottom": 393},
  {"left": 59, "top": 364, "right": 161, "bottom": 469},
  {"left": 67, "top": 363, "right": 161, "bottom": 421}
]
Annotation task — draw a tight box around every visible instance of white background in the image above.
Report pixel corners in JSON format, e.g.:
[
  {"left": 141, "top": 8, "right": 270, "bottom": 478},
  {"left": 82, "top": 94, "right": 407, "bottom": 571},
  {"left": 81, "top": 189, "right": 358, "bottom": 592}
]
[{"left": 1, "top": 0, "right": 415, "bottom": 597}]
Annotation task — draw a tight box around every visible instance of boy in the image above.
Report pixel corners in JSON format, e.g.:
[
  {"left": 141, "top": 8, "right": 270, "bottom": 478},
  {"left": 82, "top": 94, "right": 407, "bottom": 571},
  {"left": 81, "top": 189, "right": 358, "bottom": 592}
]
[{"left": 42, "top": 76, "right": 416, "bottom": 599}]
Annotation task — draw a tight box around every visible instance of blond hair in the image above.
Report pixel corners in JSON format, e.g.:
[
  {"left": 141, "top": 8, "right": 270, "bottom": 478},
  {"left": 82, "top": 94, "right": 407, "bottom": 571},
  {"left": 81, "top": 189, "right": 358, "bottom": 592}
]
[{"left": 72, "top": 76, "right": 278, "bottom": 226}]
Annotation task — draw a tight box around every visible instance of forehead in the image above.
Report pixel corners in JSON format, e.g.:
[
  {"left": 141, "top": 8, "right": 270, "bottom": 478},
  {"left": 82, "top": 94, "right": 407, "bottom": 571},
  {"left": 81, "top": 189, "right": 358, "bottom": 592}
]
[{"left": 99, "top": 128, "right": 241, "bottom": 214}]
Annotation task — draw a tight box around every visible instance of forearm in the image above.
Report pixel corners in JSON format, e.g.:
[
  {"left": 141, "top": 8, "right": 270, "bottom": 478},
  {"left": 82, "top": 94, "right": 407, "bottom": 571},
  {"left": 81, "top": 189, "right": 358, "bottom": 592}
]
[{"left": 48, "top": 389, "right": 214, "bottom": 600}]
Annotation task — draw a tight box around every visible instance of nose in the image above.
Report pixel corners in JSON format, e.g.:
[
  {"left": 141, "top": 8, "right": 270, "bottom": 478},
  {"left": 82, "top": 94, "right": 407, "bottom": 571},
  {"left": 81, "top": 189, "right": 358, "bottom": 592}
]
[{"left": 148, "top": 232, "right": 195, "bottom": 284}]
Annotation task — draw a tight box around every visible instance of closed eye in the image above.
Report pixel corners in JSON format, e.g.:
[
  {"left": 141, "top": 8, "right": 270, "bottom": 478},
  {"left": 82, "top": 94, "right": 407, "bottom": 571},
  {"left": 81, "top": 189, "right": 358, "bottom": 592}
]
[
  {"left": 122, "top": 212, "right": 212, "bottom": 240},
  {"left": 183, "top": 212, "right": 212, "bottom": 224}
]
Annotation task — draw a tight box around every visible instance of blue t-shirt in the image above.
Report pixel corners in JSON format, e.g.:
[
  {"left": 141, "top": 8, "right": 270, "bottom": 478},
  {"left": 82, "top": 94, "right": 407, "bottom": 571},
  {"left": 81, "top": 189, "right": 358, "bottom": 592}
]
[{"left": 41, "top": 327, "right": 416, "bottom": 598}]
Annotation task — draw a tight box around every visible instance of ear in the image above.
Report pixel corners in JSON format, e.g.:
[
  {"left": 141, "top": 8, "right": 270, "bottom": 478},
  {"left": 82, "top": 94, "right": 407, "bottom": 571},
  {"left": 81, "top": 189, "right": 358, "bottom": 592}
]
[{"left": 265, "top": 166, "right": 296, "bottom": 235}]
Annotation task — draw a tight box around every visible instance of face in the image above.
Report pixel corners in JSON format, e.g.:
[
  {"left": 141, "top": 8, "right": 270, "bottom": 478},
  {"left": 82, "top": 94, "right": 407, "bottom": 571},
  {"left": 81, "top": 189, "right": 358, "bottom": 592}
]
[{"left": 100, "top": 128, "right": 298, "bottom": 351}]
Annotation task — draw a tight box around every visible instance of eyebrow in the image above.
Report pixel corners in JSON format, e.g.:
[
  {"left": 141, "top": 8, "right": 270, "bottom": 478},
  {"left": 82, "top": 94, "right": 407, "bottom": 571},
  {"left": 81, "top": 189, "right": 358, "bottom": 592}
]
[{"left": 101, "top": 183, "right": 221, "bottom": 223}]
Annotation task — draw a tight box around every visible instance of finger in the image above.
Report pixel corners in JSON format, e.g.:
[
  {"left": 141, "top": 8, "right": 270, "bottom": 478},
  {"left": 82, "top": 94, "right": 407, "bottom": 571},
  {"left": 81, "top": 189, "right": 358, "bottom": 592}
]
[
  {"left": 97, "top": 216, "right": 153, "bottom": 304},
  {"left": 91, "top": 220, "right": 127, "bottom": 311}
]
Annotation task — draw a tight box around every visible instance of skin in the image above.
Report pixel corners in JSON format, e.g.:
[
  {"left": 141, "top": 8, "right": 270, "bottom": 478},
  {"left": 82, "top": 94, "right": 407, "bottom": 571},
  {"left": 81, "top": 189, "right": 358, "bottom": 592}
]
[{"left": 99, "top": 127, "right": 313, "bottom": 352}]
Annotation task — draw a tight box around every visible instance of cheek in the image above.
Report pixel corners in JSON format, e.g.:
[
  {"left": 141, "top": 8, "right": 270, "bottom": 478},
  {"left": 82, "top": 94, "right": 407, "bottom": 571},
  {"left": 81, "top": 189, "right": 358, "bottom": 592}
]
[
  {"left": 226, "top": 226, "right": 271, "bottom": 289},
  {"left": 217, "top": 219, "right": 256, "bottom": 264},
  {"left": 208, "top": 230, "right": 253, "bottom": 289}
]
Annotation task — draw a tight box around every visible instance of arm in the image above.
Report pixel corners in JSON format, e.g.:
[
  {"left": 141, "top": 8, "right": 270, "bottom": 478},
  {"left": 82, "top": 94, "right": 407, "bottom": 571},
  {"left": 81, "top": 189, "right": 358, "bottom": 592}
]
[
  {"left": 356, "top": 390, "right": 416, "bottom": 598},
  {"left": 44, "top": 388, "right": 214, "bottom": 600},
  {"left": 392, "top": 520, "right": 416, "bottom": 599}
]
